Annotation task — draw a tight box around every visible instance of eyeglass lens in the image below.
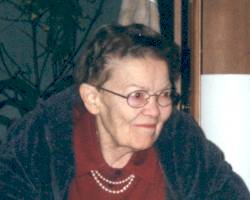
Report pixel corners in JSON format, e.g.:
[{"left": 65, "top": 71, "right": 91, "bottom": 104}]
[{"left": 127, "top": 90, "right": 172, "bottom": 108}]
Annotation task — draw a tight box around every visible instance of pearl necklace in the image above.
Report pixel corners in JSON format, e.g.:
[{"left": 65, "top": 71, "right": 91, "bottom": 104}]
[{"left": 90, "top": 170, "right": 135, "bottom": 194}]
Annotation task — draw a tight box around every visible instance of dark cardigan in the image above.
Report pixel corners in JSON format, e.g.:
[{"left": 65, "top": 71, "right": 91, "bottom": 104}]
[{"left": 0, "top": 86, "right": 249, "bottom": 200}]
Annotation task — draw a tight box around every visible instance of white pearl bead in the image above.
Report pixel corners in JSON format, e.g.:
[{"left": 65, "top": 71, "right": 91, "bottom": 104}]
[{"left": 90, "top": 170, "right": 135, "bottom": 194}]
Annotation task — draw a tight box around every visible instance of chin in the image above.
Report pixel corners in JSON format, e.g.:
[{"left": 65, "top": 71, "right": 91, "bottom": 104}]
[{"left": 131, "top": 139, "right": 155, "bottom": 151}]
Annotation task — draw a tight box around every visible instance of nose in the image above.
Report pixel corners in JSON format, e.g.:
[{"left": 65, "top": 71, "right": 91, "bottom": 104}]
[{"left": 142, "top": 95, "right": 160, "bottom": 117}]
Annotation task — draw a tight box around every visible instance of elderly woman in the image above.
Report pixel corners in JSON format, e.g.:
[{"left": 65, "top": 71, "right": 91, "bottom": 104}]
[{"left": 0, "top": 24, "right": 249, "bottom": 200}]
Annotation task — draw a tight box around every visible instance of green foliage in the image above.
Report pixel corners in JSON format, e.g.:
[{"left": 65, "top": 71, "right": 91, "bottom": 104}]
[
  {"left": 0, "top": 77, "right": 39, "bottom": 114},
  {"left": 0, "top": 0, "right": 104, "bottom": 129}
]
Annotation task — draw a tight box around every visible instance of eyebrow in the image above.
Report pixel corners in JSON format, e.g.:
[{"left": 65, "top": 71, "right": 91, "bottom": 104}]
[{"left": 125, "top": 84, "right": 172, "bottom": 91}]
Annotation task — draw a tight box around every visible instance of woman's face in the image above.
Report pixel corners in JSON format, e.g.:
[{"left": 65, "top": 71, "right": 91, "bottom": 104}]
[{"left": 95, "top": 56, "right": 173, "bottom": 152}]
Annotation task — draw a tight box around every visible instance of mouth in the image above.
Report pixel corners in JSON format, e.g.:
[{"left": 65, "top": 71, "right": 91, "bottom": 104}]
[{"left": 134, "top": 124, "right": 157, "bottom": 129}]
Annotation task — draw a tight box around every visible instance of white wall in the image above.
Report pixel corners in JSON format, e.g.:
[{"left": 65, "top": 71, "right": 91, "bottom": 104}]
[{"left": 201, "top": 74, "right": 250, "bottom": 189}]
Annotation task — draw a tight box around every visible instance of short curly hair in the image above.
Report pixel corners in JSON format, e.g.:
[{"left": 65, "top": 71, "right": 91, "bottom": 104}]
[{"left": 75, "top": 23, "right": 180, "bottom": 90}]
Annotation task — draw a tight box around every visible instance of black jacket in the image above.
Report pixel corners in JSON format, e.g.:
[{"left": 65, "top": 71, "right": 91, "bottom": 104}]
[{"left": 0, "top": 86, "right": 249, "bottom": 200}]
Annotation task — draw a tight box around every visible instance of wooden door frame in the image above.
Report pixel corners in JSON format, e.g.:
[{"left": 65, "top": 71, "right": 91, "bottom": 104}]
[{"left": 190, "top": 0, "right": 202, "bottom": 123}]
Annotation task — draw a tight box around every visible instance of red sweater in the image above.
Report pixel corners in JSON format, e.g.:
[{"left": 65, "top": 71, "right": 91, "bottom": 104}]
[{"left": 68, "top": 107, "right": 166, "bottom": 200}]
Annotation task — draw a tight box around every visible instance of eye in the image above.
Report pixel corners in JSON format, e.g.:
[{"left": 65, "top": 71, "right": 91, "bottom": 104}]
[
  {"left": 130, "top": 91, "right": 146, "bottom": 99},
  {"left": 161, "top": 90, "right": 171, "bottom": 97}
]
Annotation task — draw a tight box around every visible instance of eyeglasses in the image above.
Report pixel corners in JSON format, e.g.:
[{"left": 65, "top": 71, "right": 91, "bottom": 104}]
[{"left": 98, "top": 87, "right": 172, "bottom": 108}]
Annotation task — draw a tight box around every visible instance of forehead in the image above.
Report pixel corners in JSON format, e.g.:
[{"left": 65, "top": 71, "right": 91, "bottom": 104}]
[{"left": 104, "top": 56, "right": 170, "bottom": 90}]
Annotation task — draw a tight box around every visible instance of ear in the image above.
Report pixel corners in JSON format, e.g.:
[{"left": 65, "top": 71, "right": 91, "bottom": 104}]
[{"left": 79, "top": 83, "right": 100, "bottom": 115}]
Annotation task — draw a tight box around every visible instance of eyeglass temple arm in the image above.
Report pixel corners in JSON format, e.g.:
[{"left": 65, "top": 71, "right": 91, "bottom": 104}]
[{"left": 98, "top": 87, "right": 128, "bottom": 99}]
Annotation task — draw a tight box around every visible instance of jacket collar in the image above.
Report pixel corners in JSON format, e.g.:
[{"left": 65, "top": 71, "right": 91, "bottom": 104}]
[{"left": 44, "top": 85, "right": 80, "bottom": 199}]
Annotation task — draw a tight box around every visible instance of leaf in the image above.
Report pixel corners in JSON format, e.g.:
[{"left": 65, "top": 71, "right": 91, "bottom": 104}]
[
  {"left": 0, "top": 114, "right": 11, "bottom": 127},
  {"left": 45, "top": 0, "right": 83, "bottom": 63},
  {"left": 0, "top": 77, "right": 39, "bottom": 112},
  {"left": 31, "top": 13, "right": 38, "bottom": 21}
]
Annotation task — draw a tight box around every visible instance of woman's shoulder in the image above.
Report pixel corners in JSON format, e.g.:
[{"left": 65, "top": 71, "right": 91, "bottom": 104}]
[
  {"left": 0, "top": 86, "right": 77, "bottom": 199},
  {"left": 3, "top": 85, "right": 79, "bottom": 145},
  {"left": 40, "top": 85, "right": 79, "bottom": 116},
  {"left": 160, "top": 109, "right": 205, "bottom": 140},
  {"left": 156, "top": 109, "right": 250, "bottom": 199}
]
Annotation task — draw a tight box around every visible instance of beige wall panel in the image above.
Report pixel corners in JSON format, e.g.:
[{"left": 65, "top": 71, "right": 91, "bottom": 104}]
[
  {"left": 174, "top": 0, "right": 182, "bottom": 46},
  {"left": 203, "top": 0, "right": 250, "bottom": 74}
]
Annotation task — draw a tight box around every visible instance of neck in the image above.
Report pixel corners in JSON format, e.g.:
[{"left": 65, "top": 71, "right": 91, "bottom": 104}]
[
  {"left": 100, "top": 144, "right": 134, "bottom": 168},
  {"left": 95, "top": 119, "right": 134, "bottom": 169}
]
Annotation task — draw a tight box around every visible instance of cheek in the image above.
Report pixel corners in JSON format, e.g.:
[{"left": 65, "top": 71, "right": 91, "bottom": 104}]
[
  {"left": 117, "top": 110, "right": 140, "bottom": 132},
  {"left": 162, "top": 106, "right": 172, "bottom": 121},
  {"left": 113, "top": 109, "right": 147, "bottom": 144},
  {"left": 156, "top": 106, "right": 172, "bottom": 132},
  {"left": 106, "top": 103, "right": 137, "bottom": 133}
]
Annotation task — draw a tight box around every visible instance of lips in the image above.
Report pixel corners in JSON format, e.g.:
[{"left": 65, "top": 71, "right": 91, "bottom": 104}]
[{"left": 134, "top": 124, "right": 157, "bottom": 129}]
